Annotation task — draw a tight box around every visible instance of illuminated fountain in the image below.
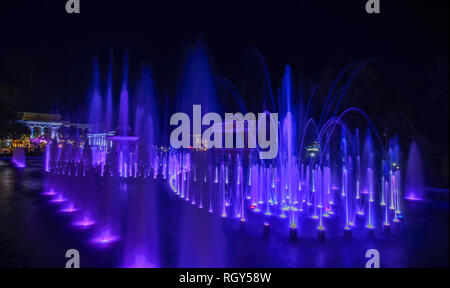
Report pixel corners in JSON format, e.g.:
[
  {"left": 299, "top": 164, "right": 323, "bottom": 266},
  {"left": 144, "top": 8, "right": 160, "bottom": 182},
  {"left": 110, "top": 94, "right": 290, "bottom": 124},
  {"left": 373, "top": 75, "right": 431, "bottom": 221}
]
[{"left": 42, "top": 45, "right": 416, "bottom": 267}]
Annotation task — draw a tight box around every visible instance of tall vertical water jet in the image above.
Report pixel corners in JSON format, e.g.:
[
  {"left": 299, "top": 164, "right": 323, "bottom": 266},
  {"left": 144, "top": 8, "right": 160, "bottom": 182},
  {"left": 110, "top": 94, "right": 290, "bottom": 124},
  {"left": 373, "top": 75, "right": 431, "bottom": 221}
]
[
  {"left": 105, "top": 52, "right": 114, "bottom": 132},
  {"left": 88, "top": 58, "right": 103, "bottom": 132},
  {"left": 178, "top": 39, "right": 219, "bottom": 114},
  {"left": 405, "top": 141, "right": 425, "bottom": 201}
]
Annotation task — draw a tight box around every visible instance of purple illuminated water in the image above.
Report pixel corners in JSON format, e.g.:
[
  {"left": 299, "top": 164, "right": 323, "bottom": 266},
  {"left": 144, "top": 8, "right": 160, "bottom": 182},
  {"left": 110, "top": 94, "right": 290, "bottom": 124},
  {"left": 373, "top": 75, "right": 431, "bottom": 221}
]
[
  {"left": 105, "top": 53, "right": 114, "bottom": 133},
  {"left": 405, "top": 141, "right": 425, "bottom": 201},
  {"left": 36, "top": 47, "right": 434, "bottom": 267},
  {"left": 11, "top": 147, "right": 26, "bottom": 168}
]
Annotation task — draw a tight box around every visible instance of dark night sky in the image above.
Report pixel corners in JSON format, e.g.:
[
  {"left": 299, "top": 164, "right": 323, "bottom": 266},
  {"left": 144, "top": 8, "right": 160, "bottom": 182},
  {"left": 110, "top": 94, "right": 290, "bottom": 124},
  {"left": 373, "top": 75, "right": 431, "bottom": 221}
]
[{"left": 0, "top": 0, "right": 448, "bottom": 147}]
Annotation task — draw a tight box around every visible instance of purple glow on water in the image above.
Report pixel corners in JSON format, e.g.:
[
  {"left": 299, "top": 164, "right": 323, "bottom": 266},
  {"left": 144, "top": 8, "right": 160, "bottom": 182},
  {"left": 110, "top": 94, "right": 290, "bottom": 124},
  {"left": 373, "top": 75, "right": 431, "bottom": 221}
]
[{"left": 91, "top": 231, "right": 120, "bottom": 246}]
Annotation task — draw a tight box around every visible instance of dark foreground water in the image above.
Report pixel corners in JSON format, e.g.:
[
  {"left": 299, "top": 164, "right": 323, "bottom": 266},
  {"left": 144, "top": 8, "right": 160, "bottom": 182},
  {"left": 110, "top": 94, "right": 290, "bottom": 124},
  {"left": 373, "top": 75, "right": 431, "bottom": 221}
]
[{"left": 0, "top": 159, "right": 448, "bottom": 267}]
